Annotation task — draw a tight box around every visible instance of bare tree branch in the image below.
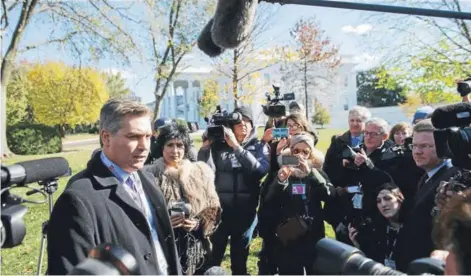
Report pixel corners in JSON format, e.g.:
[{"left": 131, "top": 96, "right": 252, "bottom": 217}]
[{"left": 17, "top": 31, "right": 79, "bottom": 54}]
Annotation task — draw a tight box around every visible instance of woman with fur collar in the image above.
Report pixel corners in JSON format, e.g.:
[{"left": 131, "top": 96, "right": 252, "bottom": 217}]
[
  {"left": 145, "top": 123, "right": 221, "bottom": 275},
  {"left": 264, "top": 132, "right": 346, "bottom": 275}
]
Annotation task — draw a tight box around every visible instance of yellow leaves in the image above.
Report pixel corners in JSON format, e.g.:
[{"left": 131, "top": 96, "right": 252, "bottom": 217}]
[
  {"left": 200, "top": 78, "right": 220, "bottom": 117},
  {"left": 27, "top": 62, "right": 109, "bottom": 127}
]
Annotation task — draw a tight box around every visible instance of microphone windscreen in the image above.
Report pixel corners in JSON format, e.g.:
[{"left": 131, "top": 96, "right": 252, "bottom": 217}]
[
  {"left": 211, "top": 0, "right": 258, "bottom": 49},
  {"left": 19, "top": 157, "right": 70, "bottom": 184},
  {"left": 431, "top": 103, "right": 471, "bottom": 129},
  {"left": 204, "top": 266, "right": 229, "bottom": 275},
  {"left": 197, "top": 18, "right": 225, "bottom": 57}
]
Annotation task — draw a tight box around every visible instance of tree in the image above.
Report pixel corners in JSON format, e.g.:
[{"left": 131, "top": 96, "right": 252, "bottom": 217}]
[
  {"left": 1, "top": 0, "right": 137, "bottom": 155},
  {"left": 357, "top": 67, "right": 407, "bottom": 107},
  {"left": 143, "top": 0, "right": 214, "bottom": 121},
  {"left": 212, "top": 3, "right": 279, "bottom": 108},
  {"left": 199, "top": 79, "right": 220, "bottom": 118},
  {"left": 6, "top": 63, "right": 32, "bottom": 125},
  {"left": 102, "top": 72, "right": 132, "bottom": 99},
  {"left": 377, "top": 42, "right": 467, "bottom": 105},
  {"left": 311, "top": 99, "right": 331, "bottom": 128},
  {"left": 282, "top": 17, "right": 341, "bottom": 119},
  {"left": 26, "top": 62, "right": 109, "bottom": 137}
]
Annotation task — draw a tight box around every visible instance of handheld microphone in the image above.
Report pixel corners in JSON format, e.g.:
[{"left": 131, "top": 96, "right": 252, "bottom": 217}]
[
  {"left": 1, "top": 157, "right": 70, "bottom": 188},
  {"left": 431, "top": 102, "right": 471, "bottom": 129}
]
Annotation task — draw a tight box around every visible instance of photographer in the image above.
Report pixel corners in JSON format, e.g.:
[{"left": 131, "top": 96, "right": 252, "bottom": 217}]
[
  {"left": 144, "top": 123, "right": 222, "bottom": 275},
  {"left": 262, "top": 133, "right": 346, "bottom": 275},
  {"left": 348, "top": 183, "right": 409, "bottom": 271},
  {"left": 323, "top": 106, "right": 371, "bottom": 188},
  {"left": 433, "top": 188, "right": 471, "bottom": 275},
  {"left": 197, "top": 106, "right": 269, "bottom": 275},
  {"left": 257, "top": 113, "right": 317, "bottom": 275}
]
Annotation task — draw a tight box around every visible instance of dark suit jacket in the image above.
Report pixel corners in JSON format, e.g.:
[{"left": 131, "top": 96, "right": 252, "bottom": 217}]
[
  {"left": 47, "top": 152, "right": 182, "bottom": 275},
  {"left": 397, "top": 164, "right": 457, "bottom": 270},
  {"left": 323, "top": 131, "right": 354, "bottom": 188}
]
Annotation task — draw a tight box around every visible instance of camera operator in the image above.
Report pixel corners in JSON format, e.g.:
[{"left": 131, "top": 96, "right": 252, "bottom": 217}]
[
  {"left": 398, "top": 119, "right": 458, "bottom": 269},
  {"left": 262, "top": 133, "right": 346, "bottom": 275},
  {"left": 348, "top": 183, "right": 409, "bottom": 271},
  {"left": 197, "top": 106, "right": 269, "bottom": 275},
  {"left": 433, "top": 188, "right": 471, "bottom": 275},
  {"left": 257, "top": 113, "right": 317, "bottom": 275},
  {"left": 47, "top": 99, "right": 181, "bottom": 275},
  {"left": 144, "top": 123, "right": 222, "bottom": 275}
]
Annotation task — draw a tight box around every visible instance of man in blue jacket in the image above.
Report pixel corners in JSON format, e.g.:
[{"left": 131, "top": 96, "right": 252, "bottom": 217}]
[{"left": 198, "top": 106, "right": 269, "bottom": 275}]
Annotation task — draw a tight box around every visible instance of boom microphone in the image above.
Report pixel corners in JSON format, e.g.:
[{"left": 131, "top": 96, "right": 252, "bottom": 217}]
[
  {"left": 431, "top": 102, "right": 471, "bottom": 129},
  {"left": 1, "top": 157, "right": 70, "bottom": 188},
  {"left": 197, "top": 0, "right": 259, "bottom": 57}
]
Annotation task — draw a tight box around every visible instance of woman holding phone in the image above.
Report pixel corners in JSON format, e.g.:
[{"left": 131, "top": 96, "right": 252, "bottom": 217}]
[{"left": 263, "top": 133, "right": 346, "bottom": 274}]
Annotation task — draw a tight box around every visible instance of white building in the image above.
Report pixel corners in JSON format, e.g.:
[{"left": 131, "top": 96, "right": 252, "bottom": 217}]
[{"left": 146, "top": 57, "right": 360, "bottom": 128}]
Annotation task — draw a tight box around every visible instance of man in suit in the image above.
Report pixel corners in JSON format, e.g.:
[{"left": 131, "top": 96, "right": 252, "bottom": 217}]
[
  {"left": 397, "top": 119, "right": 457, "bottom": 270},
  {"left": 47, "top": 99, "right": 181, "bottom": 275}
]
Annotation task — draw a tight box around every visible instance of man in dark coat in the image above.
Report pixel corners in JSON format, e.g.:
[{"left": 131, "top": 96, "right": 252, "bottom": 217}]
[
  {"left": 396, "top": 119, "right": 457, "bottom": 270},
  {"left": 47, "top": 99, "right": 181, "bottom": 275},
  {"left": 198, "top": 106, "right": 269, "bottom": 275}
]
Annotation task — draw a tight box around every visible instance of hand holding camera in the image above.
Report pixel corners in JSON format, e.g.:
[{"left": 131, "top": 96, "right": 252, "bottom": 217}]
[
  {"left": 223, "top": 127, "right": 239, "bottom": 149},
  {"left": 353, "top": 148, "right": 368, "bottom": 167}
]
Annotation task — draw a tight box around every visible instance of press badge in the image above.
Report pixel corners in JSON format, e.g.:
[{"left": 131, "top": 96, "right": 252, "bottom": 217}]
[
  {"left": 292, "top": 184, "right": 306, "bottom": 195},
  {"left": 384, "top": 258, "right": 396, "bottom": 270},
  {"left": 230, "top": 154, "right": 241, "bottom": 168},
  {"left": 352, "top": 193, "right": 363, "bottom": 209}
]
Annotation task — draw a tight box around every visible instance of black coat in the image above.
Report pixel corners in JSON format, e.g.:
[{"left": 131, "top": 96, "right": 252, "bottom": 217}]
[
  {"left": 323, "top": 131, "right": 354, "bottom": 188},
  {"left": 398, "top": 165, "right": 458, "bottom": 269},
  {"left": 47, "top": 153, "right": 182, "bottom": 275}
]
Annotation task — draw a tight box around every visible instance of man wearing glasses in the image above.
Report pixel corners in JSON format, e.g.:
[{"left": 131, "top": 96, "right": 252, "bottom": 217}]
[{"left": 398, "top": 119, "right": 458, "bottom": 269}]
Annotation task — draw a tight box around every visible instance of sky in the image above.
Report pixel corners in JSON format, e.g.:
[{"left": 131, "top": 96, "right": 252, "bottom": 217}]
[{"left": 3, "top": 0, "right": 471, "bottom": 104}]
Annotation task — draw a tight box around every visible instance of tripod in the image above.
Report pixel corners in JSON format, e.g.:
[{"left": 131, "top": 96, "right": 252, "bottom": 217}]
[{"left": 30, "top": 180, "right": 58, "bottom": 276}]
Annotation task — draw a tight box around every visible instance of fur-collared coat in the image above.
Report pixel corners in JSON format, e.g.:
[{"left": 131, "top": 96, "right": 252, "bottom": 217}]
[{"left": 145, "top": 158, "right": 222, "bottom": 237}]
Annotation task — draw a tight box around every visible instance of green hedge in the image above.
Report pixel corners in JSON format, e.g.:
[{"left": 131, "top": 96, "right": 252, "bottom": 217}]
[{"left": 7, "top": 124, "right": 62, "bottom": 155}]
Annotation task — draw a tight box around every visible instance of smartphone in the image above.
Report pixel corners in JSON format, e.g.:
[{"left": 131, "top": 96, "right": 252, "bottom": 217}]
[
  {"left": 273, "top": 128, "right": 289, "bottom": 139},
  {"left": 282, "top": 155, "right": 300, "bottom": 166}
]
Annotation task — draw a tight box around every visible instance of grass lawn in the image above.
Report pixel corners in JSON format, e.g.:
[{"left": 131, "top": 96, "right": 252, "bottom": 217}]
[
  {"left": 1, "top": 127, "right": 343, "bottom": 275},
  {"left": 62, "top": 133, "right": 99, "bottom": 143}
]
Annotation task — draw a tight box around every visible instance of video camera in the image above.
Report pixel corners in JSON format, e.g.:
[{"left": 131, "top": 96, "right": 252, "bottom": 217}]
[
  {"left": 457, "top": 77, "right": 471, "bottom": 97},
  {"left": 206, "top": 105, "right": 243, "bottom": 141},
  {"left": 1, "top": 157, "right": 70, "bottom": 248},
  {"left": 430, "top": 102, "right": 471, "bottom": 169},
  {"left": 312, "top": 238, "right": 445, "bottom": 275},
  {"left": 69, "top": 244, "right": 138, "bottom": 275},
  {"left": 262, "top": 85, "right": 295, "bottom": 118}
]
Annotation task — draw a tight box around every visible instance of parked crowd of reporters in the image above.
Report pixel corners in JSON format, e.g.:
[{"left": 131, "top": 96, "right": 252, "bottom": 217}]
[{"left": 3, "top": 79, "right": 470, "bottom": 275}]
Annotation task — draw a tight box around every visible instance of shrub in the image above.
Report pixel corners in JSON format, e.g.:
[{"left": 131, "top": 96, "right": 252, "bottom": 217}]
[{"left": 7, "top": 123, "right": 62, "bottom": 155}]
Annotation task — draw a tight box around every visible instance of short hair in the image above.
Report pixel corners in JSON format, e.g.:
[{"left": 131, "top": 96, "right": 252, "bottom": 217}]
[
  {"left": 389, "top": 122, "right": 411, "bottom": 139},
  {"left": 365, "top": 117, "right": 389, "bottom": 134},
  {"left": 434, "top": 188, "right": 471, "bottom": 275},
  {"left": 412, "top": 118, "right": 435, "bottom": 134},
  {"left": 100, "top": 99, "right": 153, "bottom": 135},
  {"left": 349, "top": 106, "right": 371, "bottom": 122},
  {"left": 154, "top": 123, "right": 192, "bottom": 160}
]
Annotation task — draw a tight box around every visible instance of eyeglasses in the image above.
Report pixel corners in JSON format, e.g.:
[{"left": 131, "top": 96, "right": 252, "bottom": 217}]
[
  {"left": 410, "top": 144, "right": 435, "bottom": 151},
  {"left": 292, "top": 148, "right": 311, "bottom": 156},
  {"left": 364, "top": 131, "right": 383, "bottom": 137},
  {"left": 287, "top": 123, "right": 301, "bottom": 130}
]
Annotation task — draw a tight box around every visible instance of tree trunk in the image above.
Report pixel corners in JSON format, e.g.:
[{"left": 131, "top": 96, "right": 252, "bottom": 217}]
[
  {"left": 232, "top": 49, "right": 239, "bottom": 108},
  {"left": 59, "top": 124, "right": 66, "bottom": 138},
  {"left": 153, "top": 94, "right": 164, "bottom": 122},
  {"left": 0, "top": 0, "right": 39, "bottom": 157},
  {"left": 303, "top": 60, "right": 309, "bottom": 119}
]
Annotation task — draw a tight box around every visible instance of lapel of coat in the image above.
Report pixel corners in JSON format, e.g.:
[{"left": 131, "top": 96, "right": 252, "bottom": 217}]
[
  {"left": 89, "top": 152, "right": 150, "bottom": 230},
  {"left": 138, "top": 170, "right": 180, "bottom": 275},
  {"left": 414, "top": 165, "right": 452, "bottom": 206}
]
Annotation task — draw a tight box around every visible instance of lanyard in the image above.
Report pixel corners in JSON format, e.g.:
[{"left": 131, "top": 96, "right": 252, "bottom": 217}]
[{"left": 385, "top": 225, "right": 400, "bottom": 259}]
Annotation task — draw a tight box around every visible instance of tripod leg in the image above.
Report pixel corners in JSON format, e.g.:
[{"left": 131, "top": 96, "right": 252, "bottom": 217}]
[{"left": 37, "top": 221, "right": 48, "bottom": 276}]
